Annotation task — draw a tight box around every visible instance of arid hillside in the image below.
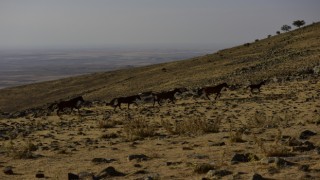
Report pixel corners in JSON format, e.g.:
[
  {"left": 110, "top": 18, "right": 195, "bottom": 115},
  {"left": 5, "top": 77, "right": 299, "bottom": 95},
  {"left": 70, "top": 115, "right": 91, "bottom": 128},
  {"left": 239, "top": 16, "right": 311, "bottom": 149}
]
[
  {"left": 0, "top": 23, "right": 320, "bottom": 180},
  {"left": 0, "top": 22, "right": 319, "bottom": 113}
]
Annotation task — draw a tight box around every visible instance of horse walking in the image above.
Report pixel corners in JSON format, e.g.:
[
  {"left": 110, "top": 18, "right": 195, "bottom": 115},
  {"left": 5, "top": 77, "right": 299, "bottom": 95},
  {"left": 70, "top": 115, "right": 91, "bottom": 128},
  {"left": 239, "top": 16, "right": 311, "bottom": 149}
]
[
  {"left": 197, "top": 83, "right": 229, "bottom": 100},
  {"left": 107, "top": 95, "right": 141, "bottom": 110},
  {"left": 55, "top": 96, "right": 85, "bottom": 115},
  {"left": 152, "top": 88, "right": 186, "bottom": 106},
  {"left": 247, "top": 80, "right": 267, "bottom": 93}
]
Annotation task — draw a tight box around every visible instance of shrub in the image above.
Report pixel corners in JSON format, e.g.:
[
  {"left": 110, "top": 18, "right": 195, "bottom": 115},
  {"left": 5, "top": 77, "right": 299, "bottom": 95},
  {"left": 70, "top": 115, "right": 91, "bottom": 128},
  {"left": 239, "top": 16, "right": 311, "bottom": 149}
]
[
  {"left": 123, "top": 116, "right": 156, "bottom": 140},
  {"left": 161, "top": 116, "right": 221, "bottom": 135}
]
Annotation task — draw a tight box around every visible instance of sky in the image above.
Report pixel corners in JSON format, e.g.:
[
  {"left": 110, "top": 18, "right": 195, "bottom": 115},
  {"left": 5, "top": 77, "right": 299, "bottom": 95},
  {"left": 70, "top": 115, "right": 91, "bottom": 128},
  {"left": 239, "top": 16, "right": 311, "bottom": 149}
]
[{"left": 0, "top": 0, "right": 319, "bottom": 50}]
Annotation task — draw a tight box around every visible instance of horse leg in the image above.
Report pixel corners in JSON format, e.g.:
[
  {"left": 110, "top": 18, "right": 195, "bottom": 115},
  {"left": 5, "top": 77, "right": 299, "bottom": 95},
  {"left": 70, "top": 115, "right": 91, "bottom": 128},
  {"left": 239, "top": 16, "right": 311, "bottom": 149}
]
[
  {"left": 215, "top": 93, "right": 221, "bottom": 100},
  {"left": 205, "top": 94, "right": 211, "bottom": 100},
  {"left": 127, "top": 103, "right": 130, "bottom": 109}
]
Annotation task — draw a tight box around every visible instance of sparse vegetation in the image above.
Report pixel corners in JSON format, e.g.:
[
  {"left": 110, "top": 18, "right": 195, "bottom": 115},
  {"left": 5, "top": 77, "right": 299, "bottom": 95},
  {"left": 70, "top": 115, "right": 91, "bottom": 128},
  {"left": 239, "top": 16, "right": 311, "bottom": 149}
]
[
  {"left": 122, "top": 116, "right": 156, "bottom": 140},
  {"left": 161, "top": 115, "right": 221, "bottom": 135},
  {"left": 3, "top": 140, "right": 38, "bottom": 159}
]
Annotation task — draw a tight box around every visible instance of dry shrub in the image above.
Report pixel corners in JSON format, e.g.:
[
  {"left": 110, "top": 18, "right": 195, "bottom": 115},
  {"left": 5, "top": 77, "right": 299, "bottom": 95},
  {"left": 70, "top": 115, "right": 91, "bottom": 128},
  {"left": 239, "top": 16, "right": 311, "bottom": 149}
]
[
  {"left": 253, "top": 130, "right": 294, "bottom": 157},
  {"left": 3, "top": 140, "right": 38, "bottom": 159},
  {"left": 123, "top": 116, "right": 156, "bottom": 141},
  {"left": 97, "top": 119, "right": 117, "bottom": 129},
  {"left": 161, "top": 116, "right": 221, "bottom": 135},
  {"left": 194, "top": 163, "right": 215, "bottom": 174},
  {"left": 228, "top": 122, "right": 246, "bottom": 143},
  {"left": 247, "top": 111, "right": 291, "bottom": 129},
  {"left": 100, "top": 132, "right": 119, "bottom": 139}
]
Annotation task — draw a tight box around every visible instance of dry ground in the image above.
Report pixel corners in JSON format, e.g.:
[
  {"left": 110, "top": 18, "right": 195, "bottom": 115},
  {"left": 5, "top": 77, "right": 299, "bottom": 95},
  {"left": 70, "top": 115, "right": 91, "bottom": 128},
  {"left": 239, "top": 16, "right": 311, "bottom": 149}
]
[{"left": 1, "top": 77, "right": 319, "bottom": 179}]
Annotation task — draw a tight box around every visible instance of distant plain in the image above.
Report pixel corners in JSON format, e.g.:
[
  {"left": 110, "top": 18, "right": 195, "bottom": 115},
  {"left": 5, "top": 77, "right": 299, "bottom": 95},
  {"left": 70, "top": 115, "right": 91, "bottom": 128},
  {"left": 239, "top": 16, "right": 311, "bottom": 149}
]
[{"left": 0, "top": 47, "right": 217, "bottom": 89}]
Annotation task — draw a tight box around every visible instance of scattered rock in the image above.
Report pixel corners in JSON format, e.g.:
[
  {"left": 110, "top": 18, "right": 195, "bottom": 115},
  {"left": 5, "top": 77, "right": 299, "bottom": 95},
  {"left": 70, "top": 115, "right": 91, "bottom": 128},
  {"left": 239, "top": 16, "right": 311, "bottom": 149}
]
[
  {"left": 252, "top": 173, "right": 265, "bottom": 180},
  {"left": 78, "top": 171, "right": 95, "bottom": 179},
  {"left": 166, "top": 161, "right": 182, "bottom": 166},
  {"left": 91, "top": 158, "right": 116, "bottom": 164},
  {"left": 208, "top": 142, "right": 226, "bottom": 146},
  {"left": 206, "top": 169, "right": 233, "bottom": 178},
  {"left": 96, "top": 166, "right": 125, "bottom": 179},
  {"left": 142, "top": 173, "right": 160, "bottom": 180},
  {"left": 187, "top": 154, "right": 209, "bottom": 159},
  {"left": 231, "top": 153, "right": 259, "bottom": 164},
  {"left": 194, "top": 163, "right": 215, "bottom": 174},
  {"left": 3, "top": 166, "right": 14, "bottom": 175},
  {"left": 298, "top": 165, "right": 310, "bottom": 172},
  {"left": 35, "top": 171, "right": 45, "bottom": 178},
  {"left": 67, "top": 173, "right": 79, "bottom": 180},
  {"left": 128, "top": 154, "right": 149, "bottom": 161},
  {"left": 293, "top": 141, "right": 316, "bottom": 152},
  {"left": 261, "top": 157, "right": 295, "bottom": 168},
  {"left": 134, "top": 164, "right": 142, "bottom": 168},
  {"left": 299, "top": 130, "right": 316, "bottom": 140},
  {"left": 287, "top": 137, "right": 303, "bottom": 146}
]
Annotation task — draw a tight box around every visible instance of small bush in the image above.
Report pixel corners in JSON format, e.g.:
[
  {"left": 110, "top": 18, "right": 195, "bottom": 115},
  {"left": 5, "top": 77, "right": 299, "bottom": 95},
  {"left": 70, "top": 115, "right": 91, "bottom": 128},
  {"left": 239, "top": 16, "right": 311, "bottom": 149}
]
[
  {"left": 123, "top": 116, "right": 156, "bottom": 140},
  {"left": 97, "top": 119, "right": 117, "bottom": 129},
  {"left": 194, "top": 163, "right": 215, "bottom": 174},
  {"left": 161, "top": 116, "right": 221, "bottom": 135},
  {"left": 4, "top": 140, "right": 38, "bottom": 159}
]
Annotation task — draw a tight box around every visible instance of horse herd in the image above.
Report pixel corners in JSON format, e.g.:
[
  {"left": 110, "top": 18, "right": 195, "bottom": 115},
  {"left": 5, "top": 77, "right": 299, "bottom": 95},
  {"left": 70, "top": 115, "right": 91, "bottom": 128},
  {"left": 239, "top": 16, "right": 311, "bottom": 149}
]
[{"left": 49, "top": 80, "right": 268, "bottom": 115}]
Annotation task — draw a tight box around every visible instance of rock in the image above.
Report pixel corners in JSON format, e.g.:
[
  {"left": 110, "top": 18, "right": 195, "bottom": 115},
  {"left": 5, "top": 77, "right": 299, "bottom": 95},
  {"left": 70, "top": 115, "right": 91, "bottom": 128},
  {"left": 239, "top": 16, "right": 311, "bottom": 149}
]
[
  {"left": 187, "top": 154, "right": 209, "bottom": 159},
  {"left": 68, "top": 173, "right": 79, "bottom": 180},
  {"left": 78, "top": 171, "right": 94, "bottom": 179},
  {"left": 293, "top": 141, "right": 316, "bottom": 152},
  {"left": 298, "top": 165, "right": 310, "bottom": 172},
  {"left": 206, "top": 169, "right": 232, "bottom": 178},
  {"left": 96, "top": 166, "right": 125, "bottom": 179},
  {"left": 231, "top": 153, "right": 259, "bottom": 164},
  {"left": 261, "top": 157, "right": 295, "bottom": 168},
  {"left": 35, "top": 171, "right": 45, "bottom": 178},
  {"left": 91, "top": 158, "right": 116, "bottom": 164},
  {"left": 299, "top": 130, "right": 316, "bottom": 140},
  {"left": 287, "top": 137, "right": 303, "bottom": 146},
  {"left": 252, "top": 173, "right": 264, "bottom": 180},
  {"left": 208, "top": 142, "right": 226, "bottom": 146},
  {"left": 166, "top": 161, "right": 182, "bottom": 166},
  {"left": 194, "top": 163, "right": 215, "bottom": 174},
  {"left": 3, "top": 166, "right": 14, "bottom": 175},
  {"left": 128, "top": 154, "right": 148, "bottom": 161},
  {"left": 143, "top": 173, "right": 160, "bottom": 180}
]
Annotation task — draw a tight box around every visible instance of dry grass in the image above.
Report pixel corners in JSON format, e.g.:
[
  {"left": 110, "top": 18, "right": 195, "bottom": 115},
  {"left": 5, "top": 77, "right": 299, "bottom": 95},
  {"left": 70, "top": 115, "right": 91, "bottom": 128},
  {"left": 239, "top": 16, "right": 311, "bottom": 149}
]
[
  {"left": 253, "top": 129, "right": 294, "bottom": 157},
  {"left": 122, "top": 116, "right": 156, "bottom": 140},
  {"left": 161, "top": 115, "right": 221, "bottom": 135},
  {"left": 3, "top": 140, "right": 38, "bottom": 159}
]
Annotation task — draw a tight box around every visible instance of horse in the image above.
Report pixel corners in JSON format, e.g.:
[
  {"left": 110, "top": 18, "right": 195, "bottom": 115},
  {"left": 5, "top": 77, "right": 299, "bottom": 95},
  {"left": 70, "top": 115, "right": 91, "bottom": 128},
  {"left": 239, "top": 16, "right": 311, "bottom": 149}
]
[
  {"left": 107, "top": 95, "right": 141, "bottom": 110},
  {"left": 247, "top": 80, "right": 267, "bottom": 93},
  {"left": 152, "top": 88, "right": 186, "bottom": 106},
  {"left": 197, "top": 83, "right": 229, "bottom": 100},
  {"left": 56, "top": 96, "right": 85, "bottom": 115}
]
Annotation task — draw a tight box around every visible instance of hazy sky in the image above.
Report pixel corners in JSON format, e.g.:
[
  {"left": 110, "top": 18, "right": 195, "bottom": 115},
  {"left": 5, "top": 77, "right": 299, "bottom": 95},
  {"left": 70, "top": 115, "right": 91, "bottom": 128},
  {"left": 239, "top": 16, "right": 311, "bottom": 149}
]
[{"left": 0, "top": 0, "right": 319, "bottom": 50}]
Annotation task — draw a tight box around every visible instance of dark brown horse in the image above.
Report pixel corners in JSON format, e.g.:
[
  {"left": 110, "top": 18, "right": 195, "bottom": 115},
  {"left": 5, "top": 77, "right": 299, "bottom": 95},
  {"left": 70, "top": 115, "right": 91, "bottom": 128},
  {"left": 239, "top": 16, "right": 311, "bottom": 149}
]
[
  {"left": 247, "top": 80, "right": 267, "bottom": 93},
  {"left": 107, "top": 95, "right": 141, "bottom": 110},
  {"left": 197, "top": 83, "right": 229, "bottom": 100},
  {"left": 152, "top": 88, "right": 186, "bottom": 106},
  {"left": 56, "top": 96, "right": 85, "bottom": 115}
]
